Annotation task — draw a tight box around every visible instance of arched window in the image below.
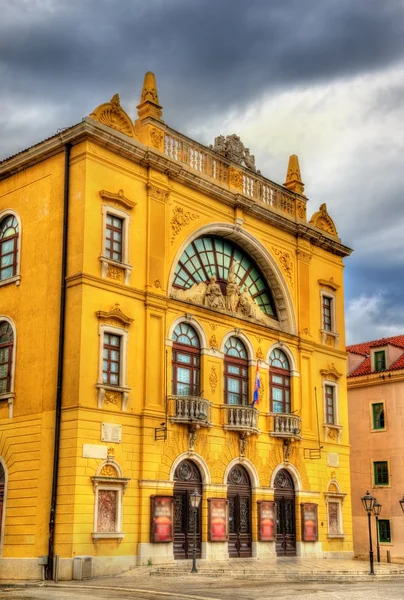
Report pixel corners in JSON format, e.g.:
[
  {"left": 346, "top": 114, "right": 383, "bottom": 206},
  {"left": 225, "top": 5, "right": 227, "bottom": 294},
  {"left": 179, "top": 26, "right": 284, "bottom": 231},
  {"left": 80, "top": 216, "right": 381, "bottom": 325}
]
[
  {"left": 172, "top": 323, "right": 200, "bottom": 396},
  {"left": 0, "top": 215, "right": 19, "bottom": 281},
  {"left": 224, "top": 337, "right": 248, "bottom": 405},
  {"left": 0, "top": 322, "right": 14, "bottom": 394},
  {"left": 269, "top": 348, "right": 290, "bottom": 413}
]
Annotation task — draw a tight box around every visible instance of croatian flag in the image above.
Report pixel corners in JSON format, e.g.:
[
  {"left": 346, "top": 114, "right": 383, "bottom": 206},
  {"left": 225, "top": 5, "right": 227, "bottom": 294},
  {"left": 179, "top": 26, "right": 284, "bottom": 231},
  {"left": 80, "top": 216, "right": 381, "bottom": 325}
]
[{"left": 251, "top": 362, "right": 260, "bottom": 407}]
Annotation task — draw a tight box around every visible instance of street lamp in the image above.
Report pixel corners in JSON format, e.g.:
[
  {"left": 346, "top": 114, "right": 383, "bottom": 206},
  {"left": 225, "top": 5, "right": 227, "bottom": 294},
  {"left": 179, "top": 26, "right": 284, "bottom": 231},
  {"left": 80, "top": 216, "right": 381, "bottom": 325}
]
[
  {"left": 373, "top": 499, "right": 382, "bottom": 563},
  {"left": 190, "top": 489, "right": 201, "bottom": 573},
  {"left": 361, "top": 491, "right": 376, "bottom": 575},
  {"left": 399, "top": 495, "right": 404, "bottom": 513}
]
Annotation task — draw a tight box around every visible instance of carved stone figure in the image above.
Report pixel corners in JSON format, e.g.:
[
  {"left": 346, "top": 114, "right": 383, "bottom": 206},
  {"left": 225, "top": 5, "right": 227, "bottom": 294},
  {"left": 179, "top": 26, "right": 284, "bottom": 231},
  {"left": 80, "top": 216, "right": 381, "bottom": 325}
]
[
  {"left": 226, "top": 264, "right": 240, "bottom": 312},
  {"left": 205, "top": 276, "right": 225, "bottom": 310},
  {"left": 239, "top": 287, "right": 256, "bottom": 318},
  {"left": 244, "top": 148, "right": 256, "bottom": 172}
]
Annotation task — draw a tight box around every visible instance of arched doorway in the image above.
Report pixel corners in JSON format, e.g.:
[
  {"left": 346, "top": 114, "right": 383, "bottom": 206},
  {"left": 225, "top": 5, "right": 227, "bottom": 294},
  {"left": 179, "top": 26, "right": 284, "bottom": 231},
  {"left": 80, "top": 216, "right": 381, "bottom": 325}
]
[
  {"left": 274, "top": 469, "right": 296, "bottom": 556},
  {"left": 173, "top": 459, "right": 202, "bottom": 560},
  {"left": 227, "top": 464, "right": 252, "bottom": 558}
]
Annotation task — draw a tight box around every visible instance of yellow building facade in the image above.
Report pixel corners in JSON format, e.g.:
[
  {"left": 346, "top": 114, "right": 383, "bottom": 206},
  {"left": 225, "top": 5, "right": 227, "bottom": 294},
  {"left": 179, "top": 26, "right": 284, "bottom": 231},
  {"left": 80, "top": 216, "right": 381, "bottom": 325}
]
[{"left": 0, "top": 73, "right": 353, "bottom": 580}]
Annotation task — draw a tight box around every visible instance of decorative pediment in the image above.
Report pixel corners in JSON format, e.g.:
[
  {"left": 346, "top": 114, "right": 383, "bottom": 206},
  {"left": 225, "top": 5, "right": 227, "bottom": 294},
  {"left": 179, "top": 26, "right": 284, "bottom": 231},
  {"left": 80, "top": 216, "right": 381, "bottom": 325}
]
[
  {"left": 90, "top": 94, "right": 135, "bottom": 138},
  {"left": 309, "top": 204, "right": 338, "bottom": 237},
  {"left": 96, "top": 304, "right": 133, "bottom": 326},
  {"left": 99, "top": 189, "right": 137, "bottom": 211},
  {"left": 318, "top": 277, "right": 340, "bottom": 291},
  {"left": 320, "top": 363, "right": 342, "bottom": 380}
]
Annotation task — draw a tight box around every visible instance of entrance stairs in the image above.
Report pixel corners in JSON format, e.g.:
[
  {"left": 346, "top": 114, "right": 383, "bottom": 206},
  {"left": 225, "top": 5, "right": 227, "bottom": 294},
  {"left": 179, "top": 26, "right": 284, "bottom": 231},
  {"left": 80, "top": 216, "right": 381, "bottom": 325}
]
[{"left": 149, "top": 557, "right": 404, "bottom": 582}]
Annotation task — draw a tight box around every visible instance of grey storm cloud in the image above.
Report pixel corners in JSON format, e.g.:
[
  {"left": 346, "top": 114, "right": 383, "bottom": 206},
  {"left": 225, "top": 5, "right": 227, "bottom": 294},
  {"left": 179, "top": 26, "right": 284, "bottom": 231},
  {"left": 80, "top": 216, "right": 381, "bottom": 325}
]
[{"left": 1, "top": 0, "right": 404, "bottom": 158}]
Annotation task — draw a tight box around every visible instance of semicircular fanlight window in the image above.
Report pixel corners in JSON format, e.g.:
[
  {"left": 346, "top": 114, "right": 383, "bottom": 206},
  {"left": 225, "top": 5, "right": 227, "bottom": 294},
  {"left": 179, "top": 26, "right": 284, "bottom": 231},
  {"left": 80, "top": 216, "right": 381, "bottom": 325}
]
[
  {"left": 173, "top": 236, "right": 277, "bottom": 317},
  {"left": 172, "top": 323, "right": 200, "bottom": 348}
]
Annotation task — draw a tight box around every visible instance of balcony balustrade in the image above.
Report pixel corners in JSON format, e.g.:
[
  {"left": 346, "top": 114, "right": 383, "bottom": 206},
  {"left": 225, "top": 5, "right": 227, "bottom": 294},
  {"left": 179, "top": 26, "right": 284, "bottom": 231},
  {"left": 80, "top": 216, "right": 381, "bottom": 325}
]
[
  {"left": 223, "top": 405, "right": 259, "bottom": 434},
  {"left": 169, "top": 395, "right": 211, "bottom": 427},
  {"left": 269, "top": 413, "right": 302, "bottom": 439},
  {"left": 163, "top": 132, "right": 302, "bottom": 220}
]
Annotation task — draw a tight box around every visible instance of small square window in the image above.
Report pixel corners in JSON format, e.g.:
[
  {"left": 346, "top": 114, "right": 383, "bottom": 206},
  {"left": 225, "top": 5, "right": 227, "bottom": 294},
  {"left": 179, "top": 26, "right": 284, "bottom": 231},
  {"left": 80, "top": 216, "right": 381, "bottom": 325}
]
[
  {"left": 374, "top": 351, "right": 386, "bottom": 372},
  {"left": 378, "top": 519, "right": 391, "bottom": 543},
  {"left": 373, "top": 461, "right": 389, "bottom": 486},
  {"left": 372, "top": 403, "right": 385, "bottom": 430}
]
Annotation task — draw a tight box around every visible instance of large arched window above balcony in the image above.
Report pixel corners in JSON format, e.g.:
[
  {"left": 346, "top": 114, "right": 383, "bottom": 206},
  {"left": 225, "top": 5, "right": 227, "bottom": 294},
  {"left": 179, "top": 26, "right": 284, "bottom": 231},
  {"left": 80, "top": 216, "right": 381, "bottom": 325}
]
[
  {"left": 224, "top": 337, "right": 249, "bottom": 405},
  {"left": 172, "top": 323, "right": 200, "bottom": 397},
  {"left": 269, "top": 348, "right": 291, "bottom": 413},
  {"left": 172, "top": 236, "right": 277, "bottom": 325}
]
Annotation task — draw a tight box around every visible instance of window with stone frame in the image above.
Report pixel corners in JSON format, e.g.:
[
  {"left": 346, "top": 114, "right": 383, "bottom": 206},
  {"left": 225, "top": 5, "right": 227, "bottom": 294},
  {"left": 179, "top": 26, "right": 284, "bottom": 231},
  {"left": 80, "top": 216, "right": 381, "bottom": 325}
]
[
  {"left": 325, "top": 384, "right": 336, "bottom": 425},
  {"left": 224, "top": 337, "right": 248, "bottom": 405},
  {"left": 92, "top": 461, "right": 129, "bottom": 541},
  {"left": 325, "top": 481, "right": 345, "bottom": 538},
  {"left": 103, "top": 333, "right": 121, "bottom": 386},
  {"left": 373, "top": 461, "right": 389, "bottom": 486},
  {"left": 172, "top": 323, "right": 200, "bottom": 397},
  {"left": 105, "top": 214, "right": 123, "bottom": 263},
  {"left": 322, "top": 295, "right": 333, "bottom": 331},
  {"left": 269, "top": 348, "right": 291, "bottom": 414},
  {"left": 0, "top": 322, "right": 13, "bottom": 395},
  {"left": 0, "top": 215, "right": 19, "bottom": 282}
]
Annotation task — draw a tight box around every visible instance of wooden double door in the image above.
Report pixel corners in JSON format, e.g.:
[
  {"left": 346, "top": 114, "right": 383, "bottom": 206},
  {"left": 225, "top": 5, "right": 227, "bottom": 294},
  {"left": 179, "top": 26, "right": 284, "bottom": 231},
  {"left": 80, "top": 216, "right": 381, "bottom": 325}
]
[
  {"left": 173, "top": 460, "right": 202, "bottom": 560},
  {"left": 227, "top": 465, "right": 252, "bottom": 558},
  {"left": 274, "top": 469, "right": 296, "bottom": 556}
]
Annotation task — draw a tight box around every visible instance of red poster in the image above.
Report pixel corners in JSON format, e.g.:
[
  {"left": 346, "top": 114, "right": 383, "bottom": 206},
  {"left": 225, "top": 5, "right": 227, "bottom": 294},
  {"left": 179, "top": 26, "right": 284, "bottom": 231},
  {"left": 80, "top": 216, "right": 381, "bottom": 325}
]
[
  {"left": 151, "top": 496, "right": 173, "bottom": 543},
  {"left": 301, "top": 503, "right": 318, "bottom": 542},
  {"left": 258, "top": 501, "right": 275, "bottom": 541},
  {"left": 208, "top": 498, "right": 228, "bottom": 542}
]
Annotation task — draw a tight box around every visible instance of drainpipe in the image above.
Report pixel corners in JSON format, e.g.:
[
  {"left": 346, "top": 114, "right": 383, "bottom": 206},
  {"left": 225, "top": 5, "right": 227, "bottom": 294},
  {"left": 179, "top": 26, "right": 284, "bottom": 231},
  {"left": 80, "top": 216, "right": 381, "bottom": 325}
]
[{"left": 46, "top": 143, "right": 71, "bottom": 580}]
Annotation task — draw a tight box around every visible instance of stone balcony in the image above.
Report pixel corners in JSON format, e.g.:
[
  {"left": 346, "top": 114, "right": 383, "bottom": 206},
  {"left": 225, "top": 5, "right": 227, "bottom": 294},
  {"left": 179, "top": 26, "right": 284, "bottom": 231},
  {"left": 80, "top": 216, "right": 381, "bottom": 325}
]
[
  {"left": 169, "top": 395, "right": 211, "bottom": 427},
  {"left": 223, "top": 405, "right": 259, "bottom": 434},
  {"left": 269, "top": 413, "right": 302, "bottom": 440}
]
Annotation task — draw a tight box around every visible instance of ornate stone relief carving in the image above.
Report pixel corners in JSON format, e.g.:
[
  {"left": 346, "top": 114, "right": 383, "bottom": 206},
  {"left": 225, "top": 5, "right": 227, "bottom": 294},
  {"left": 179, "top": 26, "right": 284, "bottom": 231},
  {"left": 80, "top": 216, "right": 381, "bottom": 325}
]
[
  {"left": 209, "top": 335, "right": 218, "bottom": 350},
  {"left": 104, "top": 391, "right": 120, "bottom": 405},
  {"left": 172, "top": 271, "right": 276, "bottom": 327},
  {"left": 271, "top": 247, "right": 294, "bottom": 288},
  {"left": 150, "top": 127, "right": 164, "bottom": 151},
  {"left": 320, "top": 363, "right": 342, "bottom": 381},
  {"left": 309, "top": 204, "right": 338, "bottom": 237},
  {"left": 256, "top": 346, "right": 264, "bottom": 360},
  {"left": 100, "top": 464, "right": 118, "bottom": 477},
  {"left": 283, "top": 439, "right": 292, "bottom": 462},
  {"left": 211, "top": 134, "right": 258, "bottom": 172},
  {"left": 209, "top": 365, "right": 218, "bottom": 394},
  {"left": 153, "top": 279, "right": 162, "bottom": 289},
  {"left": 239, "top": 432, "right": 251, "bottom": 457},
  {"left": 146, "top": 183, "right": 170, "bottom": 203},
  {"left": 228, "top": 167, "right": 243, "bottom": 190},
  {"left": 318, "top": 277, "right": 340, "bottom": 291},
  {"left": 297, "top": 249, "right": 312, "bottom": 264},
  {"left": 107, "top": 266, "right": 123, "bottom": 282},
  {"left": 170, "top": 206, "right": 199, "bottom": 244},
  {"left": 188, "top": 424, "right": 200, "bottom": 453},
  {"left": 90, "top": 94, "right": 135, "bottom": 137},
  {"left": 296, "top": 200, "right": 306, "bottom": 220}
]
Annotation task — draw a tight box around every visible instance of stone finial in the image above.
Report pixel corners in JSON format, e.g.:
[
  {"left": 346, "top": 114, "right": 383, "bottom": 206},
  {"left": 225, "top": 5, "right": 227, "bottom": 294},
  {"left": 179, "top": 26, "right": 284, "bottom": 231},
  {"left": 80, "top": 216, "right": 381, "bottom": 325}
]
[
  {"left": 284, "top": 154, "right": 304, "bottom": 195},
  {"left": 137, "top": 71, "right": 163, "bottom": 121}
]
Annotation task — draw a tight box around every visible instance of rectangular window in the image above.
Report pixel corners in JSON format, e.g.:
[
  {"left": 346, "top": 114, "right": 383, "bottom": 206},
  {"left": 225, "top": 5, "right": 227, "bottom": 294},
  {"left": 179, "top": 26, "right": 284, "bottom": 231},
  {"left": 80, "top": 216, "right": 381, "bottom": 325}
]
[
  {"left": 97, "top": 489, "right": 118, "bottom": 532},
  {"left": 322, "top": 296, "right": 333, "bottom": 331},
  {"left": 374, "top": 351, "right": 386, "bottom": 372},
  {"left": 328, "top": 501, "right": 340, "bottom": 535},
  {"left": 372, "top": 402, "right": 385, "bottom": 430},
  {"left": 105, "top": 215, "right": 123, "bottom": 262},
  {"left": 103, "top": 333, "right": 121, "bottom": 386},
  {"left": 378, "top": 519, "right": 391, "bottom": 543},
  {"left": 373, "top": 461, "right": 389, "bottom": 486},
  {"left": 325, "top": 385, "right": 335, "bottom": 424}
]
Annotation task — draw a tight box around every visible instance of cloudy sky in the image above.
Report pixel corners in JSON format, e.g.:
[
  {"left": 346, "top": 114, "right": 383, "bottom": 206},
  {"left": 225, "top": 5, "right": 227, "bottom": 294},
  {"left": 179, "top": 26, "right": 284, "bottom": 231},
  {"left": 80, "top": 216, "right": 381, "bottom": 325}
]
[{"left": 1, "top": 0, "right": 403, "bottom": 344}]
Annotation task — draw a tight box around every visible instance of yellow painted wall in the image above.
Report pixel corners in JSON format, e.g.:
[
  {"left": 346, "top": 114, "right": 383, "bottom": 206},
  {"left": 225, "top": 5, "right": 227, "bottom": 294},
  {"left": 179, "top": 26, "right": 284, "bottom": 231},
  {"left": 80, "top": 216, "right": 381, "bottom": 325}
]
[{"left": 0, "top": 116, "right": 352, "bottom": 577}]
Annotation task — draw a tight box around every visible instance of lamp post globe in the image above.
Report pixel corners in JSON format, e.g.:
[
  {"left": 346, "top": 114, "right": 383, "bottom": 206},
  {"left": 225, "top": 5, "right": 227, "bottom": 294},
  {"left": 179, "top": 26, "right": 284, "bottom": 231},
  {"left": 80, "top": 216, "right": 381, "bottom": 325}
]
[
  {"left": 361, "top": 491, "right": 376, "bottom": 575},
  {"left": 190, "top": 489, "right": 201, "bottom": 574}
]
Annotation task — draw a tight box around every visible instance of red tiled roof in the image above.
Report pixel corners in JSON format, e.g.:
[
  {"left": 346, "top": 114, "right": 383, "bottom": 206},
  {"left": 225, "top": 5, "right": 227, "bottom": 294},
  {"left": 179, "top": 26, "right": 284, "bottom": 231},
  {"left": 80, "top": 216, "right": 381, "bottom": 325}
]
[{"left": 347, "top": 334, "right": 404, "bottom": 377}]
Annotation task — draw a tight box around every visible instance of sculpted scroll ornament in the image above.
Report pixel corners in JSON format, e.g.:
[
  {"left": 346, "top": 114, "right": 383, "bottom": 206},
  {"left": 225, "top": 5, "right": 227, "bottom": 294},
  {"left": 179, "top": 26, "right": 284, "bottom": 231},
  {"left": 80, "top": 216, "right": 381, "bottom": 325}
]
[
  {"left": 147, "top": 183, "right": 170, "bottom": 203},
  {"left": 209, "top": 366, "right": 218, "bottom": 394},
  {"left": 150, "top": 128, "right": 164, "bottom": 151},
  {"left": 90, "top": 94, "right": 135, "bottom": 137},
  {"left": 100, "top": 464, "right": 118, "bottom": 477},
  {"left": 209, "top": 335, "right": 218, "bottom": 350},
  {"left": 296, "top": 200, "right": 306, "bottom": 220},
  {"left": 309, "top": 203, "right": 338, "bottom": 236},
  {"left": 271, "top": 247, "right": 294, "bottom": 288},
  {"left": 170, "top": 206, "right": 199, "bottom": 244},
  {"left": 107, "top": 266, "right": 123, "bottom": 281},
  {"left": 228, "top": 168, "right": 243, "bottom": 190}
]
